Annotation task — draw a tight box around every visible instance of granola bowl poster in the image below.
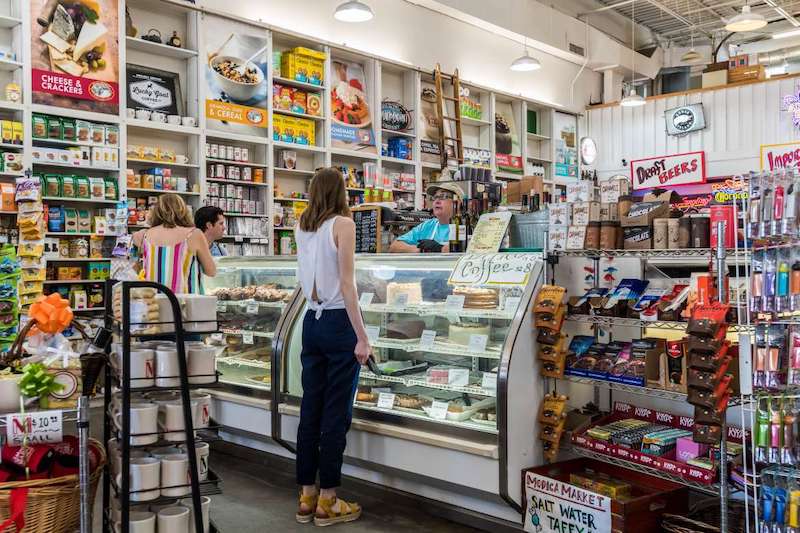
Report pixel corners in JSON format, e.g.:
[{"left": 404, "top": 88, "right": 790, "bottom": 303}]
[
  {"left": 204, "top": 16, "right": 268, "bottom": 134},
  {"left": 31, "top": 0, "right": 120, "bottom": 114}
]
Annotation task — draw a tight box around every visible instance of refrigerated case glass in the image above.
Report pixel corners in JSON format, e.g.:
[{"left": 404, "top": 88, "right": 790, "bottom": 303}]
[
  {"left": 282, "top": 254, "right": 531, "bottom": 435},
  {"left": 204, "top": 257, "right": 297, "bottom": 392}
]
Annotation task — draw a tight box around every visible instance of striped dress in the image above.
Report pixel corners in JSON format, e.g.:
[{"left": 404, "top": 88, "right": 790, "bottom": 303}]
[{"left": 141, "top": 228, "right": 203, "bottom": 294}]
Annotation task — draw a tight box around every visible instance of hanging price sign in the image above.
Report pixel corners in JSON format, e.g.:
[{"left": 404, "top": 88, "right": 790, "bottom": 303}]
[{"left": 7, "top": 411, "right": 63, "bottom": 446}]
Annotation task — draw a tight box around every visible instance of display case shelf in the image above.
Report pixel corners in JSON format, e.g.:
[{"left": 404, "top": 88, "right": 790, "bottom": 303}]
[
  {"left": 564, "top": 314, "right": 755, "bottom": 332},
  {"left": 360, "top": 370, "right": 496, "bottom": 397},
  {"left": 218, "top": 356, "right": 270, "bottom": 370},
  {"left": 361, "top": 302, "right": 516, "bottom": 320},
  {"left": 222, "top": 212, "right": 266, "bottom": 218},
  {"left": 372, "top": 337, "right": 502, "bottom": 360},
  {"left": 562, "top": 375, "right": 688, "bottom": 401},
  {"left": 526, "top": 132, "right": 550, "bottom": 141},
  {"left": 571, "top": 447, "right": 721, "bottom": 495},
  {"left": 353, "top": 402, "right": 498, "bottom": 434},
  {"left": 330, "top": 148, "right": 379, "bottom": 160},
  {"left": 220, "top": 328, "right": 275, "bottom": 339},
  {"left": 32, "top": 137, "right": 94, "bottom": 148},
  {"left": 274, "top": 197, "right": 308, "bottom": 202},
  {"left": 0, "top": 59, "right": 22, "bottom": 71},
  {"left": 34, "top": 162, "right": 119, "bottom": 172},
  {"left": 551, "top": 248, "right": 751, "bottom": 260},
  {"left": 218, "top": 300, "right": 286, "bottom": 309}
]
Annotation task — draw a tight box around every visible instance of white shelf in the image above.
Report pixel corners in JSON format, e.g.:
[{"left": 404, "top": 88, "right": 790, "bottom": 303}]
[
  {"left": 223, "top": 212, "right": 266, "bottom": 218},
  {"left": 526, "top": 132, "right": 550, "bottom": 141},
  {"left": 527, "top": 156, "right": 552, "bottom": 163},
  {"left": 273, "top": 167, "right": 314, "bottom": 177},
  {"left": 0, "top": 142, "right": 22, "bottom": 150},
  {"left": 273, "top": 141, "right": 325, "bottom": 153},
  {"left": 0, "top": 210, "right": 16, "bottom": 215},
  {"left": 461, "top": 116, "right": 492, "bottom": 127},
  {"left": 33, "top": 161, "right": 119, "bottom": 171},
  {"left": 382, "top": 129, "right": 416, "bottom": 138},
  {"left": 274, "top": 197, "right": 308, "bottom": 202},
  {"left": 206, "top": 130, "right": 268, "bottom": 145},
  {"left": 126, "top": 119, "right": 200, "bottom": 136},
  {"left": 272, "top": 109, "right": 325, "bottom": 121},
  {"left": 31, "top": 104, "right": 120, "bottom": 125},
  {"left": 0, "top": 59, "right": 22, "bottom": 71},
  {"left": 42, "top": 196, "right": 118, "bottom": 205},
  {"left": 421, "top": 161, "right": 441, "bottom": 169},
  {"left": 0, "top": 15, "right": 21, "bottom": 28},
  {"left": 125, "top": 37, "right": 199, "bottom": 59},
  {"left": 381, "top": 156, "right": 416, "bottom": 165},
  {"left": 330, "top": 148, "right": 379, "bottom": 160},
  {"left": 128, "top": 159, "right": 199, "bottom": 169},
  {"left": 32, "top": 137, "right": 97, "bottom": 148},
  {"left": 0, "top": 101, "right": 21, "bottom": 112},
  {"left": 207, "top": 178, "right": 268, "bottom": 187},
  {"left": 126, "top": 188, "right": 200, "bottom": 196},
  {"left": 272, "top": 76, "right": 325, "bottom": 92},
  {"left": 46, "top": 232, "right": 100, "bottom": 237},
  {"left": 43, "top": 279, "right": 104, "bottom": 285},
  {"left": 46, "top": 258, "right": 110, "bottom": 262},
  {"left": 220, "top": 328, "right": 275, "bottom": 339},
  {"left": 206, "top": 158, "right": 266, "bottom": 168},
  {"left": 0, "top": 172, "right": 23, "bottom": 178}
]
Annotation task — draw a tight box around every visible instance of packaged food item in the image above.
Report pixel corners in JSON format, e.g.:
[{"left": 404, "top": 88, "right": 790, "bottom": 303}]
[
  {"left": 104, "top": 178, "right": 117, "bottom": 200},
  {"left": 0, "top": 183, "right": 13, "bottom": 211},
  {"left": 141, "top": 174, "right": 154, "bottom": 189},
  {"left": 3, "top": 153, "right": 22, "bottom": 174},
  {"left": 11, "top": 122, "right": 22, "bottom": 145},
  {"left": 32, "top": 115, "right": 47, "bottom": 138},
  {"left": 45, "top": 174, "right": 61, "bottom": 197},
  {"left": 77, "top": 210, "right": 91, "bottom": 234},
  {"left": 307, "top": 93, "right": 322, "bottom": 116},
  {"left": 0, "top": 121, "right": 11, "bottom": 144},
  {"left": 61, "top": 119, "right": 76, "bottom": 141},
  {"left": 89, "top": 177, "right": 105, "bottom": 200},
  {"left": 105, "top": 125, "right": 119, "bottom": 146},
  {"left": 142, "top": 146, "right": 158, "bottom": 160},
  {"left": 76, "top": 120, "right": 91, "bottom": 143},
  {"left": 90, "top": 123, "right": 104, "bottom": 145},
  {"left": 61, "top": 176, "right": 75, "bottom": 197},
  {"left": 75, "top": 176, "right": 90, "bottom": 198}
]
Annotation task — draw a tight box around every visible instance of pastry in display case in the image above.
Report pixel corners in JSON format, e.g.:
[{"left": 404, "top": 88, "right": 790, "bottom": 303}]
[
  {"left": 280, "top": 254, "right": 536, "bottom": 435},
  {"left": 203, "top": 257, "right": 297, "bottom": 393}
]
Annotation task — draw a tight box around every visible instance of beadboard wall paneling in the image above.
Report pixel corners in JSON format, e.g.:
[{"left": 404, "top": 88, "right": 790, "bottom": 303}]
[{"left": 586, "top": 77, "right": 800, "bottom": 178}]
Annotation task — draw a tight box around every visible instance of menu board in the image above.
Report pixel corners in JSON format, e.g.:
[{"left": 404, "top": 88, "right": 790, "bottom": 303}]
[
  {"left": 467, "top": 211, "right": 512, "bottom": 253},
  {"left": 353, "top": 207, "right": 379, "bottom": 253}
]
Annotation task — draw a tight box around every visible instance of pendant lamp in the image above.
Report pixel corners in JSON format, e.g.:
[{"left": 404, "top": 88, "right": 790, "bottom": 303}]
[
  {"left": 725, "top": 4, "right": 767, "bottom": 32},
  {"left": 510, "top": 38, "right": 542, "bottom": 71},
  {"left": 334, "top": 1, "right": 374, "bottom": 22},
  {"left": 621, "top": 0, "right": 646, "bottom": 107}
]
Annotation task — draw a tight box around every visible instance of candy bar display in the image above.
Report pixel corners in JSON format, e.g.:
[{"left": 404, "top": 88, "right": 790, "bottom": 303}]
[
  {"left": 539, "top": 393, "right": 568, "bottom": 462},
  {"left": 564, "top": 336, "right": 661, "bottom": 387},
  {"left": 534, "top": 285, "right": 567, "bottom": 378}
]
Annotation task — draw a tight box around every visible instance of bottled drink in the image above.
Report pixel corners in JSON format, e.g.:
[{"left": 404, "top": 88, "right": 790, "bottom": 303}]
[{"left": 449, "top": 201, "right": 462, "bottom": 253}]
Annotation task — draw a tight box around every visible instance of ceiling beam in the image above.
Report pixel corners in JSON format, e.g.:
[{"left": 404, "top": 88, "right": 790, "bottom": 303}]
[
  {"left": 763, "top": 0, "right": 800, "bottom": 27},
  {"left": 642, "top": 0, "right": 714, "bottom": 38},
  {"left": 578, "top": 0, "right": 635, "bottom": 16}
]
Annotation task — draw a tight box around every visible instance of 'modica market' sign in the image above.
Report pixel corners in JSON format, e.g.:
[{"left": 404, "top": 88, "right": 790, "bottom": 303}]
[{"left": 630, "top": 151, "right": 706, "bottom": 191}]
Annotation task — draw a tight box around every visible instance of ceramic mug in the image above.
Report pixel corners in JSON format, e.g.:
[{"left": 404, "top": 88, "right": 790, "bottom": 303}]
[
  {"left": 188, "top": 346, "right": 216, "bottom": 385},
  {"left": 113, "top": 510, "right": 155, "bottom": 533},
  {"left": 109, "top": 439, "right": 150, "bottom": 476},
  {"left": 175, "top": 154, "right": 189, "bottom": 164},
  {"left": 110, "top": 501, "right": 150, "bottom": 526},
  {"left": 114, "top": 402, "right": 158, "bottom": 446},
  {"left": 118, "top": 457, "right": 160, "bottom": 501},
  {"left": 0, "top": 375, "right": 21, "bottom": 414},
  {"left": 180, "top": 495, "right": 211, "bottom": 533},
  {"left": 181, "top": 116, "right": 196, "bottom": 127},
  {"left": 123, "top": 349, "right": 156, "bottom": 388},
  {"left": 190, "top": 392, "right": 212, "bottom": 428},
  {"left": 159, "top": 400, "right": 198, "bottom": 442},
  {"left": 126, "top": 108, "right": 136, "bottom": 119},
  {"left": 135, "top": 109, "right": 151, "bottom": 121},
  {"left": 160, "top": 454, "right": 191, "bottom": 497},
  {"left": 181, "top": 441, "right": 210, "bottom": 482},
  {"left": 168, "top": 115, "right": 181, "bottom": 125},
  {"left": 151, "top": 112, "right": 167, "bottom": 123},
  {"left": 158, "top": 506, "right": 190, "bottom": 533},
  {"left": 155, "top": 347, "right": 180, "bottom": 387}
]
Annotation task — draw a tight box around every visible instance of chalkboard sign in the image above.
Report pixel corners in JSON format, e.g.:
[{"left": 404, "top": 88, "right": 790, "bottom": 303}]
[{"left": 353, "top": 206, "right": 382, "bottom": 253}]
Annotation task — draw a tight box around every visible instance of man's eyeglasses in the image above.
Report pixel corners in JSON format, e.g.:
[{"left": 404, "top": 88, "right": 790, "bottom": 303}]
[{"left": 431, "top": 192, "right": 454, "bottom": 201}]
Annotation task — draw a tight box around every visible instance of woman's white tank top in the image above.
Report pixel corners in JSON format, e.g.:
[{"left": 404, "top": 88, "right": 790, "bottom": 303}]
[{"left": 295, "top": 216, "right": 346, "bottom": 319}]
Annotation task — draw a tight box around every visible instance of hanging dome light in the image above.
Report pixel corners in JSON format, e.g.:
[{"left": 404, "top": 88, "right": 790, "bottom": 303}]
[
  {"left": 334, "top": 1, "right": 374, "bottom": 22},
  {"left": 725, "top": 4, "right": 767, "bottom": 32},
  {"left": 621, "top": 87, "right": 645, "bottom": 107},
  {"left": 510, "top": 50, "right": 542, "bottom": 71},
  {"left": 681, "top": 48, "right": 703, "bottom": 63}
]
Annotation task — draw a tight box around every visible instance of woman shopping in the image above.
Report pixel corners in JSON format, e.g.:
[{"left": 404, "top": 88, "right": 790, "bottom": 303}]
[
  {"left": 132, "top": 193, "right": 217, "bottom": 292},
  {"left": 294, "top": 168, "right": 372, "bottom": 526}
]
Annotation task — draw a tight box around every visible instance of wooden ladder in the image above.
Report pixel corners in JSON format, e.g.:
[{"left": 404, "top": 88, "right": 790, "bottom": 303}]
[{"left": 433, "top": 63, "right": 464, "bottom": 170}]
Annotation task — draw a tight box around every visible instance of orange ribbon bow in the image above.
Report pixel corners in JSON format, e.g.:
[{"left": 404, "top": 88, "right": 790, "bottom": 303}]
[{"left": 27, "top": 293, "right": 73, "bottom": 335}]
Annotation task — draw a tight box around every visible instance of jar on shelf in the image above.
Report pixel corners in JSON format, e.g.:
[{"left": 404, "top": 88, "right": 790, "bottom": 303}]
[{"left": 584, "top": 222, "right": 601, "bottom": 249}]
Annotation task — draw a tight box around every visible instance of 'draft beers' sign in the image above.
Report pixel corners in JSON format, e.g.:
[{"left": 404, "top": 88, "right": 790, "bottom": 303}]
[
  {"left": 524, "top": 472, "right": 611, "bottom": 533},
  {"left": 761, "top": 141, "right": 800, "bottom": 171},
  {"left": 630, "top": 151, "right": 706, "bottom": 191}
]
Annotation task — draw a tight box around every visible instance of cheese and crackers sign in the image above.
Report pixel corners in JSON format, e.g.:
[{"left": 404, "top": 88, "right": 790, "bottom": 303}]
[
  {"left": 630, "top": 151, "right": 706, "bottom": 191},
  {"left": 761, "top": 141, "right": 800, "bottom": 171},
  {"left": 524, "top": 472, "right": 611, "bottom": 533},
  {"left": 31, "top": 0, "right": 120, "bottom": 114}
]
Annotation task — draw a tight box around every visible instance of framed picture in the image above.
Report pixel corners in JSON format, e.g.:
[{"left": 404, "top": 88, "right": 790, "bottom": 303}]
[{"left": 126, "top": 64, "right": 183, "bottom": 115}]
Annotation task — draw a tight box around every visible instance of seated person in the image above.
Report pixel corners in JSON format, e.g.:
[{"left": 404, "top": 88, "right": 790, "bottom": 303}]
[{"left": 388, "top": 182, "right": 461, "bottom": 253}]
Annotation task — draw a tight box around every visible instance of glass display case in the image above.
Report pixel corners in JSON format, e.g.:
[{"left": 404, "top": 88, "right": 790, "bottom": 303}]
[
  {"left": 279, "top": 254, "right": 532, "bottom": 436},
  {"left": 204, "top": 257, "right": 297, "bottom": 393}
]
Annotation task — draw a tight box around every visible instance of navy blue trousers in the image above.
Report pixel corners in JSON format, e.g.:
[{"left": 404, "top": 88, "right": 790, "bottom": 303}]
[{"left": 296, "top": 309, "right": 360, "bottom": 489}]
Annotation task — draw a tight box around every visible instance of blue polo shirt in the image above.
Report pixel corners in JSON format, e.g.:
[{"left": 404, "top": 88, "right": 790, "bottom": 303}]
[{"left": 397, "top": 218, "right": 450, "bottom": 246}]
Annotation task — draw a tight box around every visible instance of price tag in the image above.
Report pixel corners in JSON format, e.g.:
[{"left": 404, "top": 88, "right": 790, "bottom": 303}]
[
  {"left": 246, "top": 301, "right": 259, "bottom": 314},
  {"left": 504, "top": 297, "right": 521, "bottom": 312},
  {"left": 429, "top": 401, "right": 449, "bottom": 420},
  {"left": 419, "top": 330, "right": 437, "bottom": 350},
  {"left": 242, "top": 331, "right": 254, "bottom": 344},
  {"left": 366, "top": 325, "right": 380, "bottom": 342},
  {"left": 468, "top": 334, "right": 488, "bottom": 353},
  {"left": 377, "top": 393, "right": 395, "bottom": 409},
  {"left": 6, "top": 411, "right": 63, "bottom": 446},
  {"left": 216, "top": 302, "right": 227, "bottom": 313},
  {"left": 445, "top": 294, "right": 465, "bottom": 310},
  {"left": 234, "top": 236, "right": 243, "bottom": 243},
  {"left": 392, "top": 292, "right": 409, "bottom": 306},
  {"left": 481, "top": 372, "right": 497, "bottom": 390},
  {"left": 359, "top": 292, "right": 374, "bottom": 307}
]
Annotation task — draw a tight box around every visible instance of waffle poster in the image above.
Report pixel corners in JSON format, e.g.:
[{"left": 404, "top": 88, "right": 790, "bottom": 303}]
[
  {"left": 204, "top": 15, "right": 268, "bottom": 132},
  {"left": 524, "top": 471, "right": 611, "bottom": 533},
  {"left": 331, "top": 60, "right": 375, "bottom": 153},
  {"left": 30, "top": 0, "right": 120, "bottom": 114},
  {"left": 495, "top": 101, "right": 522, "bottom": 172}
]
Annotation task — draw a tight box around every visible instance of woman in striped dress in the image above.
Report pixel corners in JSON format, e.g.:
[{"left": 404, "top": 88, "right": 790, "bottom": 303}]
[{"left": 132, "top": 193, "right": 217, "bottom": 293}]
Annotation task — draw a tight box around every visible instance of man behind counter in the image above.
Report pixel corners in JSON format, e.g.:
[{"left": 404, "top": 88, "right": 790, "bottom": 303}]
[{"left": 388, "top": 182, "right": 461, "bottom": 253}]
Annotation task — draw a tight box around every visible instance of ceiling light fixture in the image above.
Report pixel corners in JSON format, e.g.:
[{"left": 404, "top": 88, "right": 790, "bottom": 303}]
[
  {"left": 681, "top": 8, "right": 704, "bottom": 64},
  {"left": 334, "top": 1, "right": 374, "bottom": 22},
  {"left": 773, "top": 28, "right": 800, "bottom": 39},
  {"left": 510, "top": 38, "right": 542, "bottom": 71},
  {"left": 725, "top": 4, "right": 767, "bottom": 32},
  {"left": 621, "top": 0, "right": 646, "bottom": 107}
]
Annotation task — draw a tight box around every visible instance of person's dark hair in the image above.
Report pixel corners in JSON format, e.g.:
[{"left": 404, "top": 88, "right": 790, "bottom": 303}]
[
  {"left": 299, "top": 167, "right": 350, "bottom": 232},
  {"left": 195, "top": 206, "right": 224, "bottom": 232}
]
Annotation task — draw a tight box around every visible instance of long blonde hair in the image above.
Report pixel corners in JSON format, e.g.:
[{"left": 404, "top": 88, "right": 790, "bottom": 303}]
[
  {"left": 299, "top": 167, "right": 350, "bottom": 232},
  {"left": 147, "top": 193, "right": 194, "bottom": 228}
]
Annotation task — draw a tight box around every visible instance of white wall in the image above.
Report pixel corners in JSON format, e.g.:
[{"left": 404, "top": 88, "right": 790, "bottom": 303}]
[
  {"left": 198, "top": 0, "right": 603, "bottom": 112},
  {"left": 586, "top": 76, "right": 800, "bottom": 178}
]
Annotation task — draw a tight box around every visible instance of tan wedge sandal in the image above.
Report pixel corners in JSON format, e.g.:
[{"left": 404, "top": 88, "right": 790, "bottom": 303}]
[
  {"left": 296, "top": 492, "right": 319, "bottom": 524},
  {"left": 313, "top": 496, "right": 362, "bottom": 527}
]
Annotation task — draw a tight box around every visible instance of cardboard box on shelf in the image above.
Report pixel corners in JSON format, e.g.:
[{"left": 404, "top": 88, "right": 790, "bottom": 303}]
[
  {"left": 621, "top": 201, "right": 669, "bottom": 227},
  {"left": 506, "top": 175, "right": 543, "bottom": 204},
  {"left": 623, "top": 225, "right": 653, "bottom": 249}
]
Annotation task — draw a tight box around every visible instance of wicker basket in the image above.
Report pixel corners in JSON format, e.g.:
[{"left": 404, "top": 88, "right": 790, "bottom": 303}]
[{"left": 0, "top": 438, "right": 105, "bottom": 533}]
